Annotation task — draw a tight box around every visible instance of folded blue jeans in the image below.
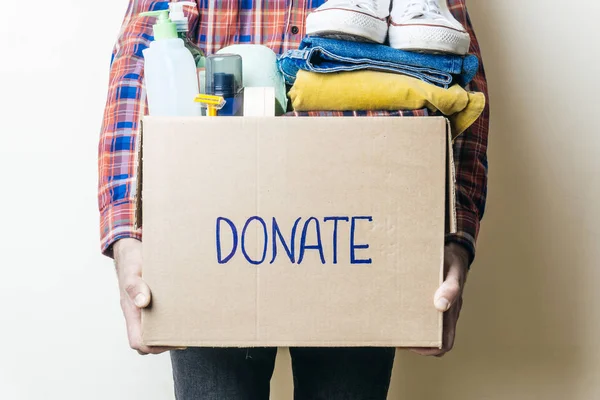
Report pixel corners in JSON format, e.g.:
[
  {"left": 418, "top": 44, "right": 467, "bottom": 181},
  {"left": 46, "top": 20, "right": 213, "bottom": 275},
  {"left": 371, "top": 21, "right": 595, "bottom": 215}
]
[{"left": 278, "top": 37, "right": 479, "bottom": 89}]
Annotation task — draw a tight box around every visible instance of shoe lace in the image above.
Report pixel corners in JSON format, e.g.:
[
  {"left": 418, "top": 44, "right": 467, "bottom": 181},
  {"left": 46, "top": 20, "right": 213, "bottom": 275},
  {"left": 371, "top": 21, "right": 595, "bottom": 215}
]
[{"left": 402, "top": 0, "right": 443, "bottom": 19}]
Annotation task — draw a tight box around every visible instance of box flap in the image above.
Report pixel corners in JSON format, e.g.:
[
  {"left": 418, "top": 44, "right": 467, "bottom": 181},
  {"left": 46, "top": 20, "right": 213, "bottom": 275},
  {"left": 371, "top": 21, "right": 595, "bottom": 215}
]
[
  {"left": 446, "top": 118, "right": 457, "bottom": 234},
  {"left": 134, "top": 120, "right": 144, "bottom": 230}
]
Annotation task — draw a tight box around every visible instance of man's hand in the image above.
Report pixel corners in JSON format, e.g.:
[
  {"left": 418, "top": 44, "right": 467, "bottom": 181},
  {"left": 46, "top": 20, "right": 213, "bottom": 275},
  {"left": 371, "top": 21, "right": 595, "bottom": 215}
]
[
  {"left": 114, "top": 238, "right": 181, "bottom": 355},
  {"left": 409, "top": 242, "right": 470, "bottom": 357}
]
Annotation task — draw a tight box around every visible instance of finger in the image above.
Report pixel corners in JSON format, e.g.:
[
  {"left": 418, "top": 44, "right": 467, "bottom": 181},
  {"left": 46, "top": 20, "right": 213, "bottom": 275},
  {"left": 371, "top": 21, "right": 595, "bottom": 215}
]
[
  {"left": 122, "top": 295, "right": 146, "bottom": 352},
  {"left": 434, "top": 255, "right": 464, "bottom": 312},
  {"left": 137, "top": 345, "right": 179, "bottom": 355},
  {"left": 123, "top": 297, "right": 179, "bottom": 355},
  {"left": 435, "top": 246, "right": 468, "bottom": 311},
  {"left": 406, "top": 347, "right": 444, "bottom": 356},
  {"left": 407, "top": 299, "right": 461, "bottom": 357},
  {"left": 434, "top": 276, "right": 461, "bottom": 311},
  {"left": 124, "top": 276, "right": 152, "bottom": 309},
  {"left": 438, "top": 302, "right": 460, "bottom": 356},
  {"left": 135, "top": 339, "right": 185, "bottom": 355}
]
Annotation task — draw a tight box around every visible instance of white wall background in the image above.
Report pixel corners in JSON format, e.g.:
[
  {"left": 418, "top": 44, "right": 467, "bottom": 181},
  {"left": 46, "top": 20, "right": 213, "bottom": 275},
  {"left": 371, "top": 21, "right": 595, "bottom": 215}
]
[{"left": 1, "top": 0, "right": 599, "bottom": 399}]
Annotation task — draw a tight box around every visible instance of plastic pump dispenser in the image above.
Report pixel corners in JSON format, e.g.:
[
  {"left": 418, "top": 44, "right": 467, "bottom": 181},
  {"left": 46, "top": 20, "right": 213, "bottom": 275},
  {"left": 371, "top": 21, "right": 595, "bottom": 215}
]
[
  {"left": 169, "top": 2, "right": 194, "bottom": 33},
  {"left": 140, "top": 9, "right": 201, "bottom": 116},
  {"left": 141, "top": 10, "right": 178, "bottom": 39},
  {"left": 169, "top": 2, "right": 205, "bottom": 68},
  {"left": 169, "top": 2, "right": 207, "bottom": 113}
]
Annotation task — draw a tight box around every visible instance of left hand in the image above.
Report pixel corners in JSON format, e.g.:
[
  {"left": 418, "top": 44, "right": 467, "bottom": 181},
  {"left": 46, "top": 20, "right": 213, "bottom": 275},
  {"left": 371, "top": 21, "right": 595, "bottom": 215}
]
[{"left": 409, "top": 242, "right": 470, "bottom": 357}]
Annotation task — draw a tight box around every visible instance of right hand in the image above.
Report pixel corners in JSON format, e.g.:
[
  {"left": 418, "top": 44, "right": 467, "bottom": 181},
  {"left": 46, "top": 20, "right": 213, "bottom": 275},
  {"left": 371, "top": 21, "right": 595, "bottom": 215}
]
[{"left": 114, "top": 238, "right": 182, "bottom": 355}]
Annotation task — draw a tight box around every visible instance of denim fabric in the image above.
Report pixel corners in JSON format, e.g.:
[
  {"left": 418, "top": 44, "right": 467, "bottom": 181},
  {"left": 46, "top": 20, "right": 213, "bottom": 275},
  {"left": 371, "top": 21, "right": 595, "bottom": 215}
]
[
  {"left": 278, "top": 37, "right": 479, "bottom": 89},
  {"left": 170, "top": 347, "right": 395, "bottom": 400}
]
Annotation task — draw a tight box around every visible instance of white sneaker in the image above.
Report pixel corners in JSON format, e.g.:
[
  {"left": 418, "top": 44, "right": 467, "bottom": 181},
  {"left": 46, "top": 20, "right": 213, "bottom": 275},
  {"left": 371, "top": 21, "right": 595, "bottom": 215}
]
[
  {"left": 388, "top": 0, "right": 470, "bottom": 55},
  {"left": 306, "top": 0, "right": 391, "bottom": 44}
]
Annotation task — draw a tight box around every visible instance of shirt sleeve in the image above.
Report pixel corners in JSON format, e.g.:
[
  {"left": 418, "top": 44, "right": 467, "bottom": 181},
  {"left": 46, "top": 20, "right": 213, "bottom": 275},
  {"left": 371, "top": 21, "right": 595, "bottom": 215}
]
[
  {"left": 445, "top": 9, "right": 490, "bottom": 265},
  {"left": 98, "top": 0, "right": 200, "bottom": 257}
]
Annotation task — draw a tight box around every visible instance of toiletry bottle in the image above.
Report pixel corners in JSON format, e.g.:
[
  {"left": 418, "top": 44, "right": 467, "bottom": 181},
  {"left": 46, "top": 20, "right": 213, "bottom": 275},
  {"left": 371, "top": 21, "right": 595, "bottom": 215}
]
[
  {"left": 169, "top": 2, "right": 205, "bottom": 70},
  {"left": 169, "top": 1, "right": 206, "bottom": 115},
  {"left": 205, "top": 54, "right": 244, "bottom": 116},
  {"left": 140, "top": 10, "right": 201, "bottom": 116}
]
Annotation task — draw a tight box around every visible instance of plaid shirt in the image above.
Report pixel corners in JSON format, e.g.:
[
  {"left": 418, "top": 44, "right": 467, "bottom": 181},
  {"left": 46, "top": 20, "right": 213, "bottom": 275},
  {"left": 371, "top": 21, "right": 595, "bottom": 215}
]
[{"left": 99, "top": 0, "right": 489, "bottom": 263}]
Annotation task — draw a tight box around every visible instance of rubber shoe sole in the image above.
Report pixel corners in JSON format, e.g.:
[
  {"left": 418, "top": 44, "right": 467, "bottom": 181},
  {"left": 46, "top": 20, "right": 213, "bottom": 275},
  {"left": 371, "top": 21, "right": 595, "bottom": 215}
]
[
  {"left": 306, "top": 8, "right": 388, "bottom": 44},
  {"left": 388, "top": 23, "right": 470, "bottom": 55}
]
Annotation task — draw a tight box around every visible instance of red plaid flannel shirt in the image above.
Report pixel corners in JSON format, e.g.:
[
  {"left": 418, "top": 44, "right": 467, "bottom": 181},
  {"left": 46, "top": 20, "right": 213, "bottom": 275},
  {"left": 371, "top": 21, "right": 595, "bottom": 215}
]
[{"left": 99, "top": 0, "right": 489, "bottom": 263}]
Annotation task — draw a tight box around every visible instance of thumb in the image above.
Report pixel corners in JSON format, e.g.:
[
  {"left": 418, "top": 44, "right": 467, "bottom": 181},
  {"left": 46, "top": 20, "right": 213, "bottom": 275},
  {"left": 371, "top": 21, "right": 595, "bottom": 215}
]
[
  {"left": 434, "top": 277, "right": 461, "bottom": 312},
  {"left": 125, "top": 277, "right": 152, "bottom": 309}
]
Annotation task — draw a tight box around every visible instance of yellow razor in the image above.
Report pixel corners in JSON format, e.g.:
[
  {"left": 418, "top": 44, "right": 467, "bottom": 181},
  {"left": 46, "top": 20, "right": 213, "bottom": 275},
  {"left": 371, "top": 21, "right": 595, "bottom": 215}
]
[{"left": 194, "top": 94, "right": 226, "bottom": 117}]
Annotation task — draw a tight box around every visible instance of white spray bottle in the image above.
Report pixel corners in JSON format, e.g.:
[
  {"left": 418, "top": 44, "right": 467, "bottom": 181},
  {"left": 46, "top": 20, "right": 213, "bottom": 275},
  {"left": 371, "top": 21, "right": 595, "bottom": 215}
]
[
  {"left": 140, "top": 9, "right": 201, "bottom": 116},
  {"left": 169, "top": 1, "right": 205, "bottom": 68}
]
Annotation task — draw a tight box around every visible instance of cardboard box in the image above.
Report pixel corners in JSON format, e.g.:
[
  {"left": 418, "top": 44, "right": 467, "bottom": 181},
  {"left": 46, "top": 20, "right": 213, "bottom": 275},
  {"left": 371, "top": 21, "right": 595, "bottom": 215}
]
[{"left": 136, "top": 116, "right": 455, "bottom": 348}]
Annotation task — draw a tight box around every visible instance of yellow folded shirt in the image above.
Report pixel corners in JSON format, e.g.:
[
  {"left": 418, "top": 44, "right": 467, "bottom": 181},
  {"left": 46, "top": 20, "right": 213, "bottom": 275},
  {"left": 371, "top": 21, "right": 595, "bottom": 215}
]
[{"left": 288, "top": 69, "right": 486, "bottom": 138}]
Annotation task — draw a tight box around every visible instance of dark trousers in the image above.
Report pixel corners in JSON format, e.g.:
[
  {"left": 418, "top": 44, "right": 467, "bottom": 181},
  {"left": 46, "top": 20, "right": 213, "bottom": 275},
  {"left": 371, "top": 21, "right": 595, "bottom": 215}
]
[{"left": 171, "top": 347, "right": 395, "bottom": 400}]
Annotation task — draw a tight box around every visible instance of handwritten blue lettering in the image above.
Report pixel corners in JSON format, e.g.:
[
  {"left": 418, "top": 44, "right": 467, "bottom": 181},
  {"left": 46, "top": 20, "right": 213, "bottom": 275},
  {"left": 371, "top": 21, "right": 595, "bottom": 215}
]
[
  {"left": 323, "top": 216, "right": 350, "bottom": 264},
  {"left": 298, "top": 217, "right": 326, "bottom": 264},
  {"left": 216, "top": 217, "right": 238, "bottom": 264},
  {"left": 271, "top": 217, "right": 301, "bottom": 264},
  {"left": 350, "top": 216, "right": 373, "bottom": 264},
  {"left": 241, "top": 216, "right": 268, "bottom": 265},
  {"left": 215, "top": 216, "right": 372, "bottom": 265}
]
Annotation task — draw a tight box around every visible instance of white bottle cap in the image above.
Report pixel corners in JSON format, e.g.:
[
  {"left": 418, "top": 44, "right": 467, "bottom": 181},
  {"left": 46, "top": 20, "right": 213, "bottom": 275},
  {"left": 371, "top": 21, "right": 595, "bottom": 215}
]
[{"left": 169, "top": 1, "right": 196, "bottom": 32}]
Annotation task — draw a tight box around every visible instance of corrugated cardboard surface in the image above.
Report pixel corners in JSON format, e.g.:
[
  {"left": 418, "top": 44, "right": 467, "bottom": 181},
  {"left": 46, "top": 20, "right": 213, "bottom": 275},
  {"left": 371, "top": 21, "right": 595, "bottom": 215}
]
[{"left": 139, "top": 116, "right": 448, "bottom": 348}]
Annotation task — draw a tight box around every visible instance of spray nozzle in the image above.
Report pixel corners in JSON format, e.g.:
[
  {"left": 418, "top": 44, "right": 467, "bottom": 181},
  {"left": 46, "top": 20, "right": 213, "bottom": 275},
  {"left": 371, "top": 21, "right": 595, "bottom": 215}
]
[
  {"left": 140, "top": 10, "right": 178, "bottom": 40},
  {"left": 169, "top": 1, "right": 196, "bottom": 32}
]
